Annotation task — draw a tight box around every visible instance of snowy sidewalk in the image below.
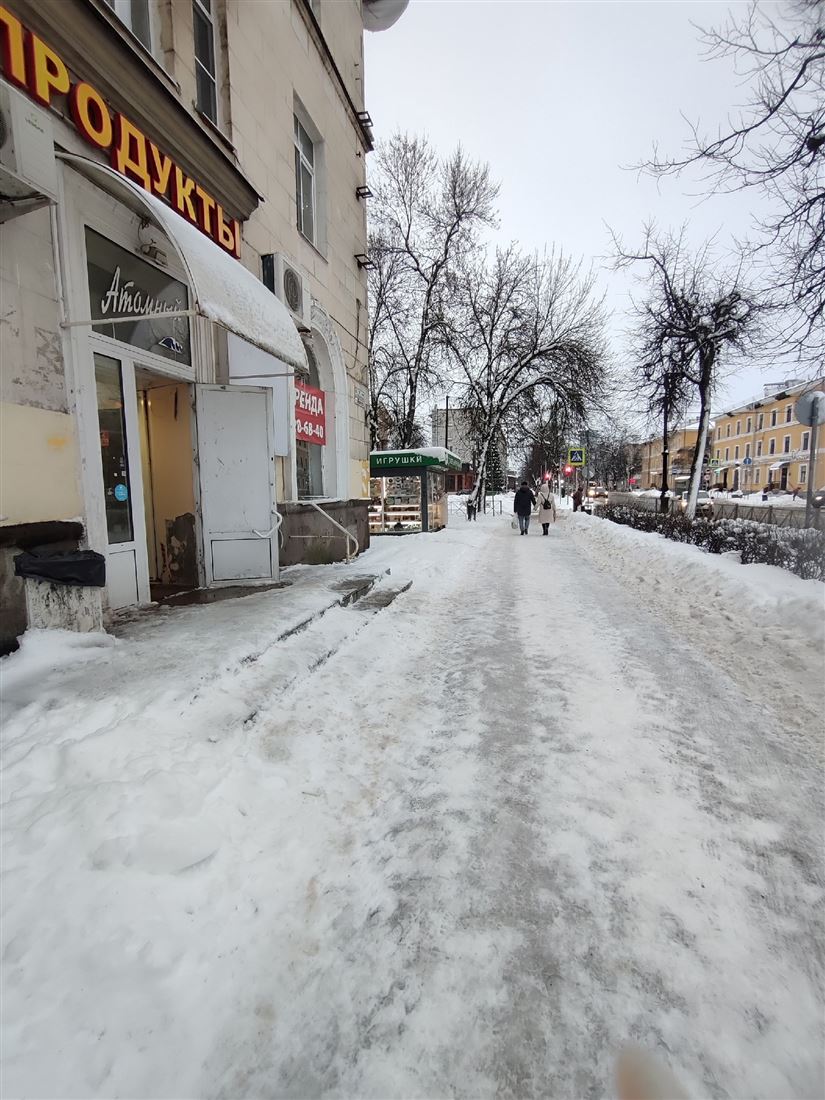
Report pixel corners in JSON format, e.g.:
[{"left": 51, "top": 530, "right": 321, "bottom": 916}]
[{"left": 1, "top": 512, "right": 823, "bottom": 1098}]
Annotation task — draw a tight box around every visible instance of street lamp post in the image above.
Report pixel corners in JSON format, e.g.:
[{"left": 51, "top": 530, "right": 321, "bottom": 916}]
[{"left": 444, "top": 395, "right": 449, "bottom": 452}]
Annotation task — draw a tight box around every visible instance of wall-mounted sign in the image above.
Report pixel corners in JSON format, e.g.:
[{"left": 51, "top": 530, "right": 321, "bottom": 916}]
[
  {"left": 295, "top": 380, "right": 326, "bottom": 445},
  {"left": 86, "top": 228, "right": 191, "bottom": 363},
  {"left": 0, "top": 5, "right": 242, "bottom": 258}
]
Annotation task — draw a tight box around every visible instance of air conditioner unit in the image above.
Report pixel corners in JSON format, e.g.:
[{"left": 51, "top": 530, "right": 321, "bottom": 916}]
[
  {"left": 261, "top": 252, "right": 311, "bottom": 329},
  {"left": 0, "top": 85, "right": 58, "bottom": 223}
]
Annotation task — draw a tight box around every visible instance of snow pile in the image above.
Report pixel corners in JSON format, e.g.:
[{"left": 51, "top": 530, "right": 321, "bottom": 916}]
[{"left": 567, "top": 511, "right": 824, "bottom": 730}]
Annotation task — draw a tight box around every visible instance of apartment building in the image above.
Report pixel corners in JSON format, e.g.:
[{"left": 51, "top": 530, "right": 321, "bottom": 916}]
[
  {"left": 709, "top": 377, "right": 825, "bottom": 493},
  {"left": 0, "top": 0, "right": 405, "bottom": 647},
  {"left": 430, "top": 406, "right": 507, "bottom": 492},
  {"left": 638, "top": 423, "right": 703, "bottom": 490}
]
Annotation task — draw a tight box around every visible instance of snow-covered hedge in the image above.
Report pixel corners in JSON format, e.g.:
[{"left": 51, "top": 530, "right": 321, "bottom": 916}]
[{"left": 599, "top": 505, "right": 825, "bottom": 582}]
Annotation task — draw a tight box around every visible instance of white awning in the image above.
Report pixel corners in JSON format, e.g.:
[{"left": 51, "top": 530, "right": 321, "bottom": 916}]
[
  {"left": 768, "top": 461, "right": 790, "bottom": 470},
  {"left": 59, "top": 154, "right": 307, "bottom": 371}
]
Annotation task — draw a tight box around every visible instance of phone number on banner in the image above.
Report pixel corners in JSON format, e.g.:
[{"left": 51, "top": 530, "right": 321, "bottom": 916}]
[{"left": 297, "top": 420, "right": 326, "bottom": 442}]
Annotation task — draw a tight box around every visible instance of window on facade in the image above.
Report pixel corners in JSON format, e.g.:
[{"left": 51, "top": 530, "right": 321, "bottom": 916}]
[
  {"left": 725, "top": 447, "right": 729, "bottom": 460},
  {"left": 734, "top": 445, "right": 739, "bottom": 460},
  {"left": 715, "top": 448, "right": 720, "bottom": 460},
  {"left": 746, "top": 416, "right": 752, "bottom": 433},
  {"left": 755, "top": 469, "right": 760, "bottom": 485},
  {"left": 726, "top": 424, "right": 731, "bottom": 437},
  {"left": 736, "top": 420, "right": 741, "bottom": 435},
  {"left": 757, "top": 413, "right": 764, "bottom": 430},
  {"left": 757, "top": 440, "right": 763, "bottom": 456},
  {"left": 771, "top": 410, "right": 777, "bottom": 426},
  {"left": 193, "top": 0, "right": 218, "bottom": 123},
  {"left": 104, "top": 0, "right": 151, "bottom": 50},
  {"left": 785, "top": 405, "right": 792, "bottom": 423},
  {"left": 769, "top": 438, "right": 776, "bottom": 455},
  {"left": 802, "top": 430, "right": 810, "bottom": 451},
  {"left": 783, "top": 435, "right": 791, "bottom": 453},
  {"left": 716, "top": 427, "right": 721, "bottom": 441},
  {"left": 745, "top": 443, "right": 751, "bottom": 458},
  {"left": 800, "top": 464, "right": 808, "bottom": 483},
  {"left": 294, "top": 116, "right": 316, "bottom": 244}
]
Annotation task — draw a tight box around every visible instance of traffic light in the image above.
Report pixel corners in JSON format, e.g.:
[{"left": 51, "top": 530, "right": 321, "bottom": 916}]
[{"left": 564, "top": 465, "right": 573, "bottom": 475}]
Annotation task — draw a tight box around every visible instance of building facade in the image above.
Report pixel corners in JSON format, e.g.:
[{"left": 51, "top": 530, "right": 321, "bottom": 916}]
[
  {"left": 0, "top": 0, "right": 405, "bottom": 647},
  {"left": 430, "top": 405, "right": 507, "bottom": 493},
  {"left": 708, "top": 377, "right": 825, "bottom": 493},
  {"left": 638, "top": 424, "right": 702, "bottom": 490}
]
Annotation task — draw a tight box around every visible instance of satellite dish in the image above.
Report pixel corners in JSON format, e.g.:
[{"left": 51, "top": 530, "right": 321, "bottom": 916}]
[
  {"left": 362, "top": 0, "right": 408, "bottom": 32},
  {"left": 794, "top": 390, "right": 825, "bottom": 427}
]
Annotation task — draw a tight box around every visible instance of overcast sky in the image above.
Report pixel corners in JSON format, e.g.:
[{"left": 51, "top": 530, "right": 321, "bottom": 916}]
[{"left": 365, "top": 0, "right": 790, "bottom": 422}]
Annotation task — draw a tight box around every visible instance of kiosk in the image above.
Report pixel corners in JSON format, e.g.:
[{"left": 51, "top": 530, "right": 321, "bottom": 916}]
[{"left": 369, "top": 449, "right": 462, "bottom": 534}]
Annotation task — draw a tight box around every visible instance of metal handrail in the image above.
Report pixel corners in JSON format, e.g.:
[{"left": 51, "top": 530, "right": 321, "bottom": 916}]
[
  {"left": 294, "top": 500, "right": 359, "bottom": 561},
  {"left": 253, "top": 510, "right": 284, "bottom": 548}
]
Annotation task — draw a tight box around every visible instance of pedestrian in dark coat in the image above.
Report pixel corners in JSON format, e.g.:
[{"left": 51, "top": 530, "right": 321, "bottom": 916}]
[
  {"left": 513, "top": 482, "right": 536, "bottom": 535},
  {"left": 572, "top": 486, "right": 584, "bottom": 512}
]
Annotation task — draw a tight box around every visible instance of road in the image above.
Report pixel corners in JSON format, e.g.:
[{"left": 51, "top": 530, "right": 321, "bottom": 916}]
[{"left": 2, "top": 514, "right": 823, "bottom": 1099}]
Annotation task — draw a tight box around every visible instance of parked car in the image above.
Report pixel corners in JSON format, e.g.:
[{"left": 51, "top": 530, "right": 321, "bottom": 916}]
[{"left": 679, "top": 490, "right": 714, "bottom": 517}]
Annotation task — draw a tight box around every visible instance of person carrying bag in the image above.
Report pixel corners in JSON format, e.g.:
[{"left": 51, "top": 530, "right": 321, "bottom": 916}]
[{"left": 537, "top": 483, "right": 556, "bottom": 535}]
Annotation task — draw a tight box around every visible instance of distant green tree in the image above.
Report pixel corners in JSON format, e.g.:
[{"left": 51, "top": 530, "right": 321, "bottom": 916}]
[{"left": 486, "top": 445, "right": 505, "bottom": 493}]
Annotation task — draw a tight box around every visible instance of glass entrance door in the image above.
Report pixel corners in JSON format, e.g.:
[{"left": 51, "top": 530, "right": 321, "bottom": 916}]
[{"left": 94, "top": 351, "right": 149, "bottom": 608}]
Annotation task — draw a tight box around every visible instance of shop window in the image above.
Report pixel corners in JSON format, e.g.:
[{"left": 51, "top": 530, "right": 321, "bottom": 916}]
[
  {"left": 800, "top": 464, "right": 808, "bottom": 484},
  {"left": 295, "top": 343, "right": 324, "bottom": 498},
  {"left": 85, "top": 228, "right": 191, "bottom": 364},
  {"left": 95, "top": 354, "right": 134, "bottom": 544},
  {"left": 105, "top": 0, "right": 151, "bottom": 51},
  {"left": 783, "top": 435, "right": 791, "bottom": 453},
  {"left": 294, "top": 115, "right": 317, "bottom": 245},
  {"left": 785, "top": 405, "right": 793, "bottom": 423},
  {"left": 769, "top": 438, "right": 776, "bottom": 455},
  {"left": 193, "top": 0, "right": 218, "bottom": 123},
  {"left": 802, "top": 430, "right": 810, "bottom": 451}
]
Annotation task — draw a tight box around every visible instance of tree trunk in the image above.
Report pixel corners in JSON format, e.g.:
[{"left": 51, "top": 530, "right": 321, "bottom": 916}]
[{"left": 685, "top": 349, "right": 715, "bottom": 519}]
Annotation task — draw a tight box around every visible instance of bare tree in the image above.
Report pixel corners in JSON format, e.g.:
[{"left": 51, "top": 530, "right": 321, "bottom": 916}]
[
  {"left": 442, "top": 246, "right": 607, "bottom": 506},
  {"left": 614, "top": 227, "right": 762, "bottom": 517},
  {"left": 368, "top": 134, "right": 499, "bottom": 447},
  {"left": 646, "top": 1, "right": 825, "bottom": 363}
]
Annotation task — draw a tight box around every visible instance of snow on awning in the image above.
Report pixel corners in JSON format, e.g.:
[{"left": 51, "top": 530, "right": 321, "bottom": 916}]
[
  {"left": 59, "top": 154, "right": 307, "bottom": 371},
  {"left": 768, "top": 461, "right": 790, "bottom": 470}
]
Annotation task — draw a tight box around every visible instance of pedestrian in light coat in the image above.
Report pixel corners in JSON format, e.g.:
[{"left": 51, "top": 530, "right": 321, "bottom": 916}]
[
  {"left": 537, "top": 482, "right": 556, "bottom": 535},
  {"left": 513, "top": 482, "right": 536, "bottom": 535}
]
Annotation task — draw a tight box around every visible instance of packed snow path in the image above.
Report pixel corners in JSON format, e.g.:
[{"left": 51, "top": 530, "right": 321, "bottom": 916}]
[{"left": 2, "top": 514, "right": 823, "bottom": 1098}]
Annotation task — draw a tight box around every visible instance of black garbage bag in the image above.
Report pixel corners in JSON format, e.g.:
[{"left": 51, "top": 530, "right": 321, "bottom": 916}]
[{"left": 14, "top": 548, "right": 106, "bottom": 587}]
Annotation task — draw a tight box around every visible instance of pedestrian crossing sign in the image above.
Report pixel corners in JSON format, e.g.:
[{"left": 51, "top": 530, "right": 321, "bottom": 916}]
[{"left": 568, "top": 447, "right": 585, "bottom": 467}]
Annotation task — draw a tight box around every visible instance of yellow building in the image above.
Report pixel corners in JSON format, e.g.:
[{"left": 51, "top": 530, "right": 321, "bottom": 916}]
[
  {"left": 639, "top": 424, "right": 702, "bottom": 490},
  {"left": 709, "top": 378, "right": 825, "bottom": 494}
]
